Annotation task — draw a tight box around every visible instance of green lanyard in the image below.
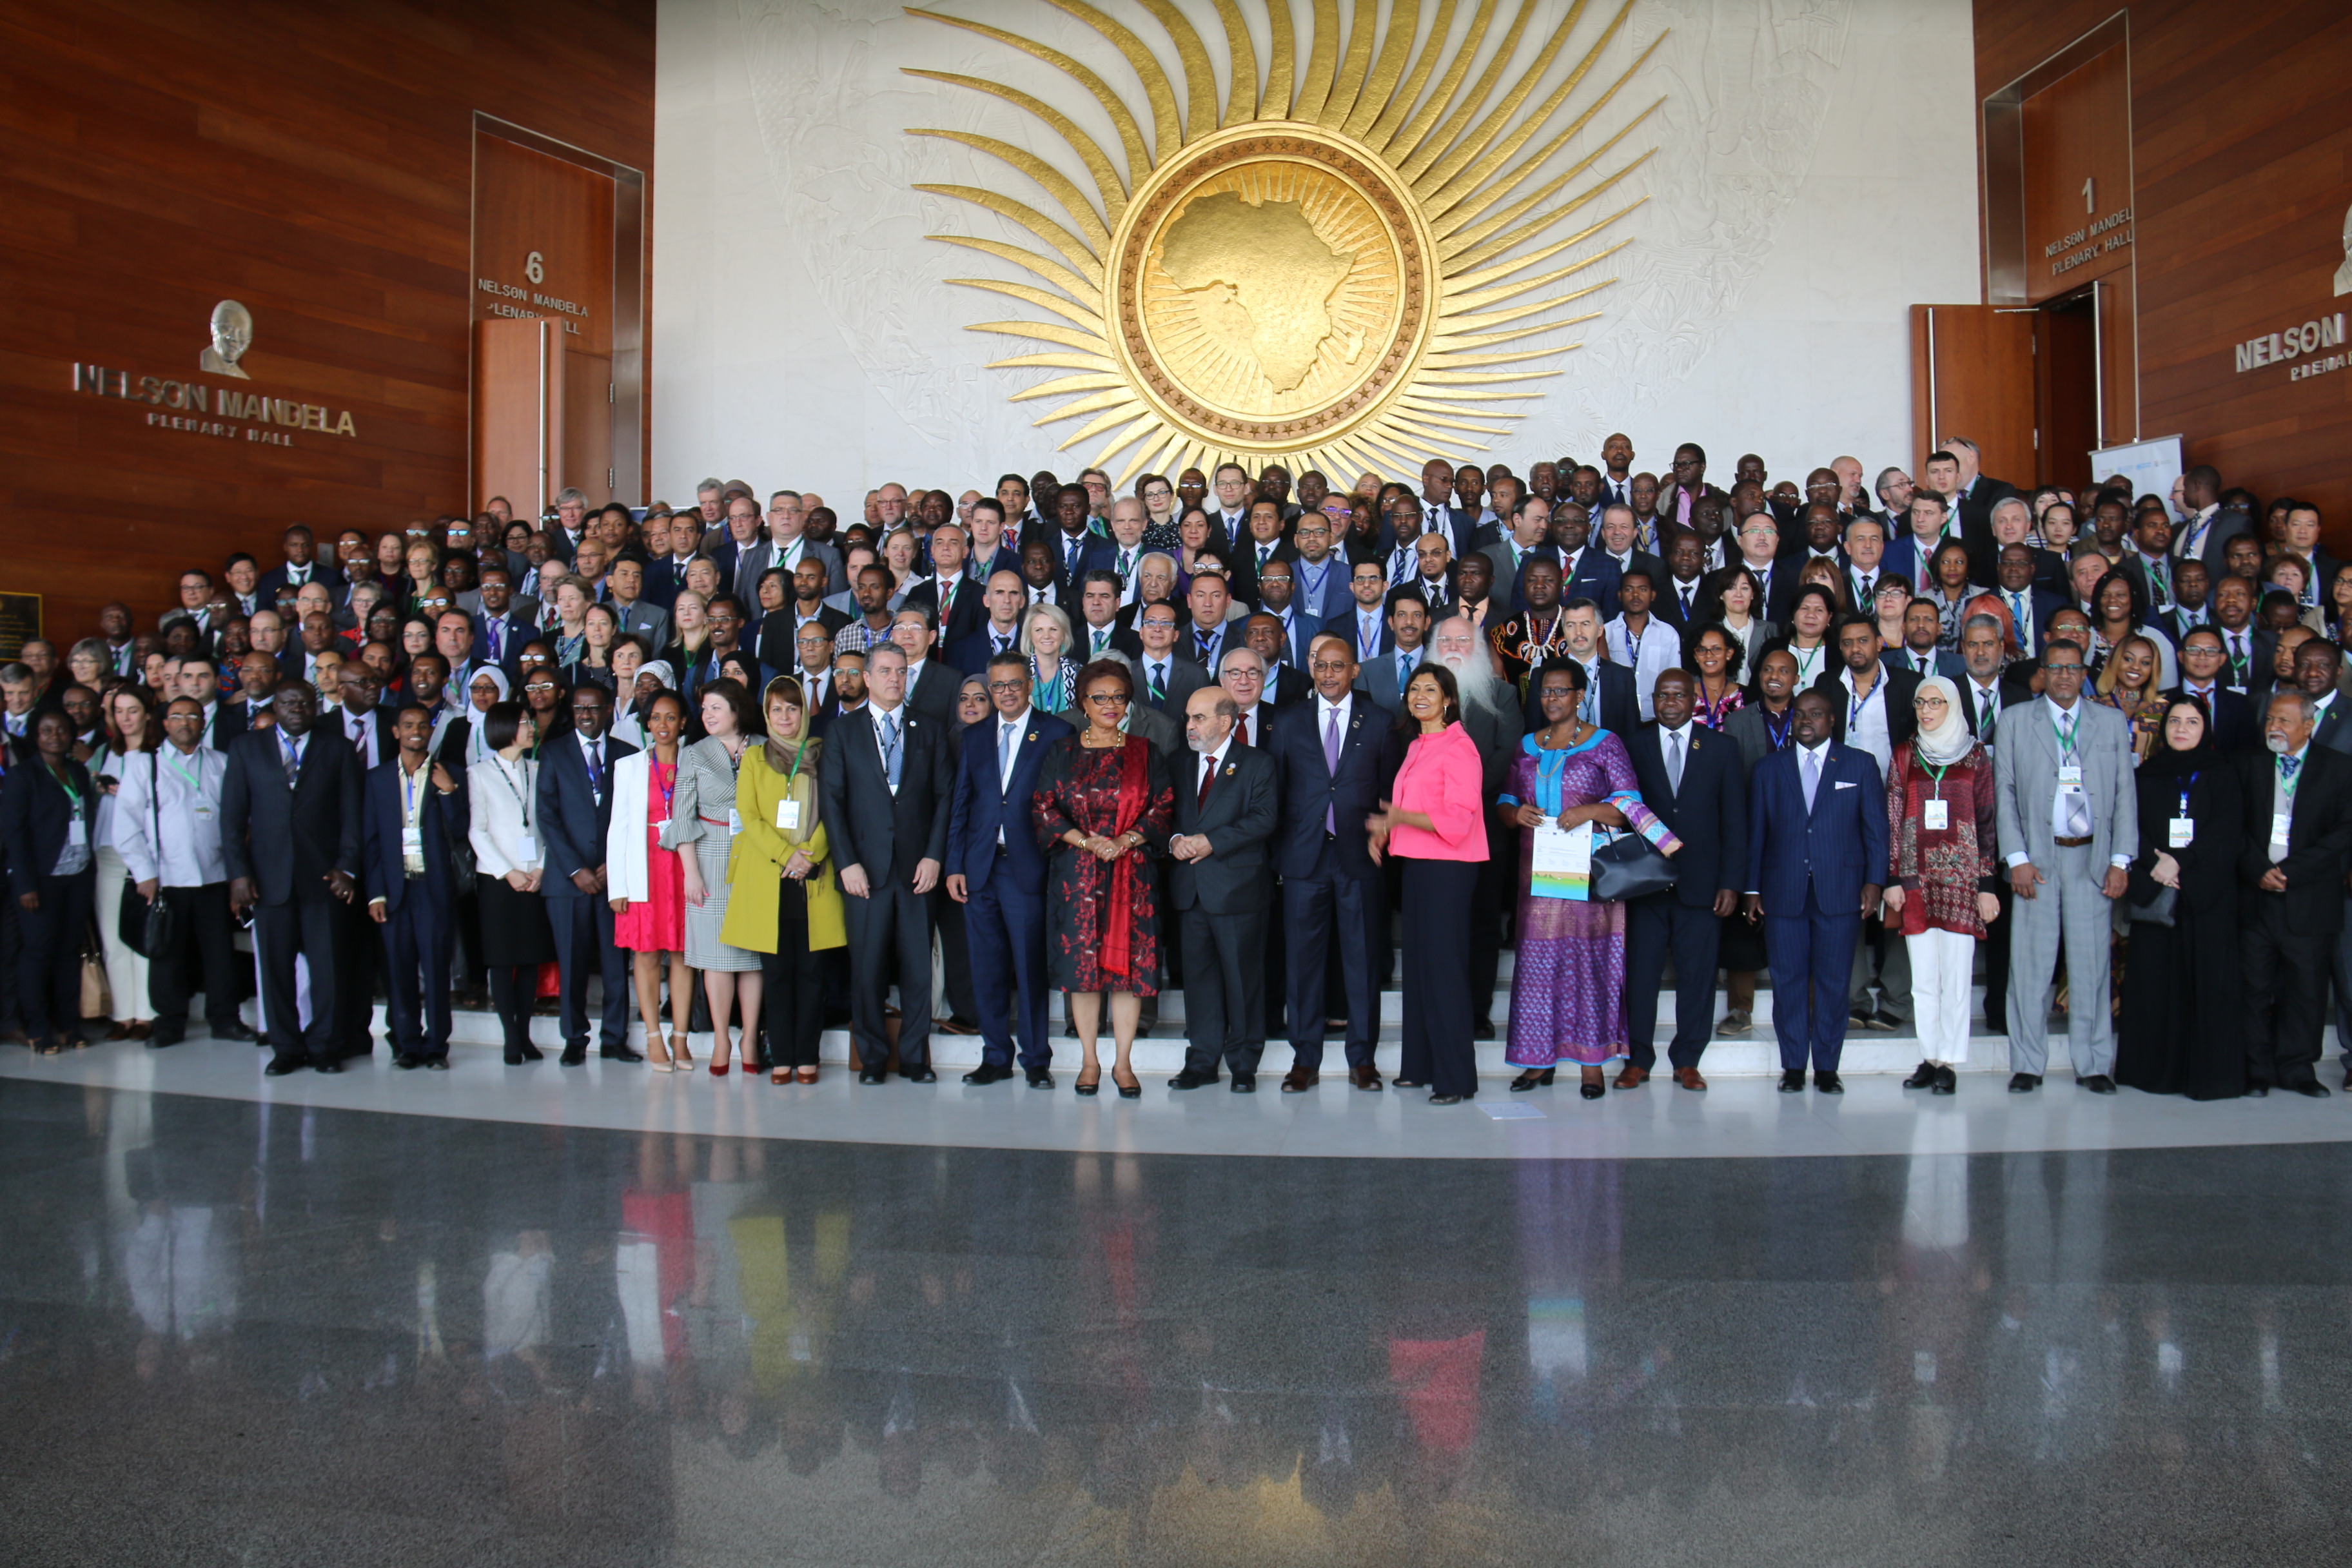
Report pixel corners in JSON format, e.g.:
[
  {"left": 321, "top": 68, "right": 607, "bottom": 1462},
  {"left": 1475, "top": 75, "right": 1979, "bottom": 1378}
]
[
  {"left": 1922, "top": 759, "right": 1948, "bottom": 800},
  {"left": 785, "top": 733, "right": 808, "bottom": 787},
  {"left": 2052, "top": 708, "right": 2078, "bottom": 761}
]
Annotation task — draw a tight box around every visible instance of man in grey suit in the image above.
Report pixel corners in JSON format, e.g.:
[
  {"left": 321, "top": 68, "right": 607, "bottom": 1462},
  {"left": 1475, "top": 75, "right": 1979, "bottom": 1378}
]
[
  {"left": 605, "top": 554, "right": 671, "bottom": 649},
  {"left": 1131, "top": 599, "right": 1209, "bottom": 714},
  {"left": 1994, "top": 640, "right": 2136, "bottom": 1093},
  {"left": 1357, "top": 589, "right": 1433, "bottom": 714},
  {"left": 2171, "top": 464, "right": 2249, "bottom": 579},
  {"left": 761, "top": 489, "right": 847, "bottom": 596}
]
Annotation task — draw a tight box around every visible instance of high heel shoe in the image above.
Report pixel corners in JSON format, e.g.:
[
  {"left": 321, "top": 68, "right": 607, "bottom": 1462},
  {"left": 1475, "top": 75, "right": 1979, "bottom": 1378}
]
[
  {"left": 1579, "top": 1081, "right": 1605, "bottom": 1100},
  {"left": 1113, "top": 1070, "right": 1141, "bottom": 1099},
  {"left": 1075, "top": 1069, "right": 1102, "bottom": 1097},
  {"left": 649, "top": 1034, "right": 676, "bottom": 1073},
  {"left": 710, "top": 1062, "right": 730, "bottom": 1077},
  {"left": 796, "top": 1067, "right": 818, "bottom": 1085},
  {"left": 1509, "top": 1069, "right": 1555, "bottom": 1093},
  {"left": 519, "top": 1042, "right": 544, "bottom": 1062}
]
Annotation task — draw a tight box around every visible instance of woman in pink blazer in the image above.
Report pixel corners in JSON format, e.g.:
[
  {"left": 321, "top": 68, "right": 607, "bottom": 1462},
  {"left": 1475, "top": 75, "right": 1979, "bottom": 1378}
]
[{"left": 1369, "top": 663, "right": 1490, "bottom": 1103}]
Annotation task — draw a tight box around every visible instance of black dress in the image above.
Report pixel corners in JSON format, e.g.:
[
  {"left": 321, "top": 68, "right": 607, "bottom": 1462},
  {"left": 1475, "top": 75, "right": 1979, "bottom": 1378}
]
[
  {"left": 1031, "top": 736, "right": 1172, "bottom": 994},
  {"left": 2115, "top": 760, "right": 2244, "bottom": 1098}
]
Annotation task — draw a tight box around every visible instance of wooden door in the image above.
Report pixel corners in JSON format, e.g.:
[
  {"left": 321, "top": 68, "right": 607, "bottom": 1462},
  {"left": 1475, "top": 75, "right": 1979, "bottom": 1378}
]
[
  {"left": 471, "top": 317, "right": 565, "bottom": 519},
  {"left": 1909, "top": 305, "right": 2037, "bottom": 485},
  {"left": 562, "top": 350, "right": 613, "bottom": 503}
]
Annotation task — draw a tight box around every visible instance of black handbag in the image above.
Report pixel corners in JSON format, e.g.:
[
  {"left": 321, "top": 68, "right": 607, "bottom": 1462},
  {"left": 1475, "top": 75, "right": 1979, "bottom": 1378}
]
[
  {"left": 118, "top": 753, "right": 175, "bottom": 958},
  {"left": 1591, "top": 829, "right": 1678, "bottom": 902},
  {"left": 2125, "top": 884, "right": 2177, "bottom": 927}
]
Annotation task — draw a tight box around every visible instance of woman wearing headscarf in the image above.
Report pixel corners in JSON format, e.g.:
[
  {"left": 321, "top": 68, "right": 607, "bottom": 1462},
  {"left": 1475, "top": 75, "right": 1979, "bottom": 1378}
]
[
  {"left": 1883, "top": 676, "right": 2000, "bottom": 1095},
  {"left": 728, "top": 676, "right": 846, "bottom": 1084},
  {"left": 612, "top": 658, "right": 674, "bottom": 751},
  {"left": 444, "top": 665, "right": 509, "bottom": 768},
  {"left": 2115, "top": 694, "right": 2246, "bottom": 1098}
]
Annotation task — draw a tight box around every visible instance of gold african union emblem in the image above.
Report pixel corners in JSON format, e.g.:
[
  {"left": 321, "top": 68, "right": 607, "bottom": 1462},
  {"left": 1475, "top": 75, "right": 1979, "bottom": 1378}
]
[{"left": 905, "top": 0, "right": 1665, "bottom": 482}]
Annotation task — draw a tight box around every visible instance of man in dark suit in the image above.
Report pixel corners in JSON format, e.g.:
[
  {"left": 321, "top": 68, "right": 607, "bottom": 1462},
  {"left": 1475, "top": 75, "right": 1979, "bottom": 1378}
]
[
  {"left": 901, "top": 522, "right": 986, "bottom": 649},
  {"left": 2240, "top": 690, "right": 2352, "bottom": 1095},
  {"left": 892, "top": 608, "right": 963, "bottom": 725},
  {"left": 253, "top": 525, "right": 344, "bottom": 605},
  {"left": 945, "top": 654, "right": 1073, "bottom": 1088},
  {"left": 1622, "top": 671, "right": 1747, "bottom": 1090},
  {"left": 1939, "top": 437, "right": 2017, "bottom": 567},
  {"left": 818, "top": 642, "right": 954, "bottom": 1084},
  {"left": 1268, "top": 634, "right": 1397, "bottom": 1091},
  {"left": 1226, "top": 498, "right": 1295, "bottom": 607},
  {"left": 946, "top": 569, "right": 1032, "bottom": 676},
  {"left": 1240, "top": 614, "right": 1311, "bottom": 707},
  {"left": 2170, "top": 627, "right": 2258, "bottom": 752},
  {"left": 1989, "top": 544, "right": 2066, "bottom": 659},
  {"left": 1410, "top": 456, "right": 1476, "bottom": 559},
  {"left": 361, "top": 706, "right": 468, "bottom": 1068},
  {"left": 1741, "top": 688, "right": 1889, "bottom": 1092},
  {"left": 1539, "top": 598, "right": 1638, "bottom": 736},
  {"left": 1167, "top": 687, "right": 1280, "bottom": 1091},
  {"left": 1548, "top": 508, "right": 1622, "bottom": 620},
  {"left": 1324, "top": 558, "right": 1396, "bottom": 664},
  {"left": 471, "top": 564, "right": 537, "bottom": 681},
  {"left": 221, "top": 679, "right": 362, "bottom": 1074},
  {"left": 1130, "top": 599, "right": 1209, "bottom": 714},
  {"left": 538, "top": 683, "right": 643, "bottom": 1066},
  {"left": 1357, "top": 589, "right": 1433, "bottom": 716}
]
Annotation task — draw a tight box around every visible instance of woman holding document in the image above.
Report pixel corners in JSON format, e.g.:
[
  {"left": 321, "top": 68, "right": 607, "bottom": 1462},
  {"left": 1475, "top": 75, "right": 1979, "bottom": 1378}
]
[{"left": 1498, "top": 662, "right": 1681, "bottom": 1100}]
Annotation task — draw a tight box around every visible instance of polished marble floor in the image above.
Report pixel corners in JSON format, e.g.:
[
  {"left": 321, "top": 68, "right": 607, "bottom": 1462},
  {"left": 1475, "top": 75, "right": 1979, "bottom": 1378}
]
[{"left": 5, "top": 1075, "right": 2352, "bottom": 1567}]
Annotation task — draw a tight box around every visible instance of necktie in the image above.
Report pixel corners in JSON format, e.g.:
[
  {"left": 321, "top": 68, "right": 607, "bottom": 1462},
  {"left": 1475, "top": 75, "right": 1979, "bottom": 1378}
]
[
  {"left": 1679, "top": 584, "right": 1694, "bottom": 616},
  {"left": 997, "top": 720, "right": 1015, "bottom": 791},
  {"left": 1092, "top": 628, "right": 1110, "bottom": 656},
  {"left": 1322, "top": 707, "right": 1342, "bottom": 832},
  {"left": 1197, "top": 756, "right": 1216, "bottom": 810},
  {"left": 1398, "top": 651, "right": 1412, "bottom": 687},
  {"left": 2280, "top": 754, "right": 2304, "bottom": 785},
  {"left": 2151, "top": 558, "right": 2169, "bottom": 601},
  {"left": 1258, "top": 542, "right": 1273, "bottom": 569},
  {"left": 879, "top": 712, "right": 902, "bottom": 788},
  {"left": 1197, "top": 628, "right": 1215, "bottom": 662},
  {"left": 351, "top": 717, "right": 367, "bottom": 754},
  {"left": 1801, "top": 747, "right": 1819, "bottom": 812},
  {"left": 487, "top": 620, "right": 501, "bottom": 662},
  {"left": 2008, "top": 591, "right": 2027, "bottom": 633},
  {"left": 1148, "top": 662, "right": 1166, "bottom": 703},
  {"left": 1117, "top": 547, "right": 1133, "bottom": 579},
  {"left": 1391, "top": 549, "right": 1411, "bottom": 585},
  {"left": 1236, "top": 710, "right": 1251, "bottom": 747},
  {"left": 281, "top": 733, "right": 300, "bottom": 788},
  {"left": 994, "top": 631, "right": 1010, "bottom": 655},
  {"left": 586, "top": 741, "right": 603, "bottom": 798},
  {"left": 1667, "top": 729, "right": 1684, "bottom": 794}
]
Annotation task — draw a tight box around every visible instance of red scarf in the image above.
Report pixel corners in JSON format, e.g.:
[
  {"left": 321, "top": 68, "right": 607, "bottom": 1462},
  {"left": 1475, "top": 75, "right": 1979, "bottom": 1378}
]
[{"left": 1099, "top": 737, "right": 1150, "bottom": 978}]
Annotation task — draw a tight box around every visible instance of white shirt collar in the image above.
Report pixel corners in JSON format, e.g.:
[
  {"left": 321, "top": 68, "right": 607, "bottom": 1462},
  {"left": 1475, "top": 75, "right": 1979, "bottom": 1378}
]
[
  {"left": 1317, "top": 692, "right": 1349, "bottom": 720},
  {"left": 1000, "top": 705, "right": 1033, "bottom": 733},
  {"left": 1796, "top": 737, "right": 1830, "bottom": 760},
  {"left": 1198, "top": 736, "right": 1232, "bottom": 774}
]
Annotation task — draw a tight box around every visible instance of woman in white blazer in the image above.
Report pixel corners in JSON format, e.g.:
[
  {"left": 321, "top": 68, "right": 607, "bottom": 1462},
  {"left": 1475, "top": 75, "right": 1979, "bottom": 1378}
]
[
  {"left": 605, "top": 689, "right": 694, "bottom": 1068},
  {"left": 467, "top": 700, "right": 558, "bottom": 1064}
]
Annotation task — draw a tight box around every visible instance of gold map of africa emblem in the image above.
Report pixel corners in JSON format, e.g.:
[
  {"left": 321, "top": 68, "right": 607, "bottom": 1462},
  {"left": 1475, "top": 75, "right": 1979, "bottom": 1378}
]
[{"left": 905, "top": 0, "right": 1665, "bottom": 482}]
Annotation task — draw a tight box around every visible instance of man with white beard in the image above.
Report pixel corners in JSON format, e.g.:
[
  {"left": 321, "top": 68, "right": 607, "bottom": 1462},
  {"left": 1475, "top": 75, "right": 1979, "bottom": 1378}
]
[{"left": 1431, "top": 615, "right": 1517, "bottom": 1036}]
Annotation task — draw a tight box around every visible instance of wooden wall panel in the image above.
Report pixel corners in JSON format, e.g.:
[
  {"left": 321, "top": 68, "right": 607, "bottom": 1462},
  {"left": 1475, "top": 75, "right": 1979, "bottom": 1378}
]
[
  {"left": 1976, "top": 0, "right": 2352, "bottom": 543},
  {"left": 472, "top": 135, "right": 616, "bottom": 360},
  {"left": 2019, "top": 44, "right": 2133, "bottom": 303},
  {"left": 0, "top": 0, "right": 652, "bottom": 643},
  {"left": 1910, "top": 305, "right": 2039, "bottom": 486}
]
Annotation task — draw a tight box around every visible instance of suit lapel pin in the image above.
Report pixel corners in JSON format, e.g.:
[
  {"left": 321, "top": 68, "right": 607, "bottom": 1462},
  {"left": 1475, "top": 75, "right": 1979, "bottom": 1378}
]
[{"left": 1026, "top": 731, "right": 1037, "bottom": 743}]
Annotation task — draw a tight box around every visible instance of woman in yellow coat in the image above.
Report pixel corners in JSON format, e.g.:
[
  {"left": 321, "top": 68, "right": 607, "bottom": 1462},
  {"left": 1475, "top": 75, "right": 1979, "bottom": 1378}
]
[{"left": 725, "top": 674, "right": 846, "bottom": 1084}]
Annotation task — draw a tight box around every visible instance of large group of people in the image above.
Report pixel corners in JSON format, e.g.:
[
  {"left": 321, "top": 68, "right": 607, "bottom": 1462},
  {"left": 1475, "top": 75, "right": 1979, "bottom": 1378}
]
[{"left": 4, "top": 441, "right": 2347, "bottom": 1104}]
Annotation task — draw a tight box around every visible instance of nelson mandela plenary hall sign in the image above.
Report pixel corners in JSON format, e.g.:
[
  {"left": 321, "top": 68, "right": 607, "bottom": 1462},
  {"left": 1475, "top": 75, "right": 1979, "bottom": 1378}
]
[{"left": 68, "top": 300, "right": 360, "bottom": 446}]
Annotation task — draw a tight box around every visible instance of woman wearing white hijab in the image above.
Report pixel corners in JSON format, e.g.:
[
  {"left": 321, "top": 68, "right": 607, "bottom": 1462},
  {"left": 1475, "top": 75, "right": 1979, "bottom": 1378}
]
[{"left": 1881, "top": 675, "right": 2001, "bottom": 1095}]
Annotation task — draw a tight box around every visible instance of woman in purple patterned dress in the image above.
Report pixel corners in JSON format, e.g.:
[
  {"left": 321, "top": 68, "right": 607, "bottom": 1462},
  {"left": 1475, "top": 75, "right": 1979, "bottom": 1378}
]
[{"left": 1498, "top": 662, "right": 1681, "bottom": 1099}]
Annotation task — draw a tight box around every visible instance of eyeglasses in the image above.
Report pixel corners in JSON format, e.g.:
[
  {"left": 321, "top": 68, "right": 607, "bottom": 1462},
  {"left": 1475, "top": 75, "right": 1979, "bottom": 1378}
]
[
  {"left": 523, "top": 680, "right": 558, "bottom": 693},
  {"left": 986, "top": 679, "right": 1030, "bottom": 693},
  {"left": 1084, "top": 691, "right": 1131, "bottom": 706}
]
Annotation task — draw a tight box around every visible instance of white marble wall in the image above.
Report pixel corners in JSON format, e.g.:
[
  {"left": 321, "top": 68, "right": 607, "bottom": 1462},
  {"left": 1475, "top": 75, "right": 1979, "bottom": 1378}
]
[{"left": 652, "top": 0, "right": 1980, "bottom": 502}]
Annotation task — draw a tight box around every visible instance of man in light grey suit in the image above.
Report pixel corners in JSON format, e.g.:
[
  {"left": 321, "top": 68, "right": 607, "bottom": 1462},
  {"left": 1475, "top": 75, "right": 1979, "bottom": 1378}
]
[{"left": 1994, "top": 640, "right": 2137, "bottom": 1093}]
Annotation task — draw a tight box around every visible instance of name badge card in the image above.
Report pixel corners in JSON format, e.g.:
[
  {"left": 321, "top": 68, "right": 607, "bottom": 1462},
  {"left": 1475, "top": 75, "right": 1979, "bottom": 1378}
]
[
  {"left": 2168, "top": 817, "right": 2194, "bottom": 847},
  {"left": 517, "top": 834, "right": 538, "bottom": 864},
  {"left": 2271, "top": 813, "right": 2292, "bottom": 846},
  {"left": 726, "top": 808, "right": 742, "bottom": 834},
  {"left": 2057, "top": 765, "right": 2083, "bottom": 785},
  {"left": 778, "top": 799, "right": 802, "bottom": 832},
  {"left": 66, "top": 816, "right": 86, "bottom": 848},
  {"left": 1922, "top": 799, "right": 1949, "bottom": 832},
  {"left": 402, "top": 825, "right": 424, "bottom": 856}
]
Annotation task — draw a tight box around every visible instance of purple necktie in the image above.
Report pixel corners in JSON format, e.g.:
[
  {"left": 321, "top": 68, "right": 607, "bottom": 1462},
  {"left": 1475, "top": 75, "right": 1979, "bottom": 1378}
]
[{"left": 1323, "top": 705, "right": 1342, "bottom": 832}]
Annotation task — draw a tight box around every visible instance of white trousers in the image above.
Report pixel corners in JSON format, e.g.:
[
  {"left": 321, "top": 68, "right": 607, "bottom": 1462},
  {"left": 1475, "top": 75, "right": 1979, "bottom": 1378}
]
[
  {"left": 1906, "top": 926, "right": 1976, "bottom": 1064},
  {"left": 93, "top": 847, "right": 153, "bottom": 1022}
]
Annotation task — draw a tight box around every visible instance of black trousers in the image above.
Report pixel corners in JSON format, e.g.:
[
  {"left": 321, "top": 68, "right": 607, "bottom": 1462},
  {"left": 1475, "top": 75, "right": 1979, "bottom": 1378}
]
[
  {"left": 16, "top": 867, "right": 95, "bottom": 1039},
  {"left": 1981, "top": 880, "right": 2013, "bottom": 1024},
  {"left": 1179, "top": 900, "right": 1268, "bottom": 1077},
  {"left": 1283, "top": 866, "right": 1384, "bottom": 1072},
  {"left": 1469, "top": 841, "right": 1511, "bottom": 1026},
  {"left": 933, "top": 887, "right": 977, "bottom": 1025},
  {"left": 1626, "top": 893, "right": 1722, "bottom": 1071},
  {"left": 760, "top": 884, "right": 825, "bottom": 1069},
  {"left": 2242, "top": 901, "right": 2331, "bottom": 1088},
  {"left": 1398, "top": 859, "right": 1478, "bottom": 1097},
  {"left": 254, "top": 890, "right": 342, "bottom": 1066},
  {"left": 548, "top": 892, "right": 631, "bottom": 1050},
  {"left": 487, "top": 965, "right": 539, "bottom": 1052},
  {"left": 0, "top": 894, "right": 20, "bottom": 1033},
  {"left": 333, "top": 896, "right": 378, "bottom": 1055},
  {"left": 378, "top": 887, "right": 455, "bottom": 1056},
  {"left": 149, "top": 882, "right": 240, "bottom": 1035},
  {"left": 845, "top": 881, "right": 933, "bottom": 1072}
]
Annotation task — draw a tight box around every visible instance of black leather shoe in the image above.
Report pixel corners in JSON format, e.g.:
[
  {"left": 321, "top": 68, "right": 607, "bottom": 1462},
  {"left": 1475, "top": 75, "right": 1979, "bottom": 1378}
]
[
  {"left": 394, "top": 1052, "right": 424, "bottom": 1070},
  {"left": 148, "top": 1030, "right": 184, "bottom": 1049},
  {"left": 1578, "top": 1081, "right": 1604, "bottom": 1100},
  {"left": 2081, "top": 1074, "right": 2118, "bottom": 1095},
  {"left": 1903, "top": 1061, "right": 1939, "bottom": 1089},
  {"left": 1230, "top": 1073, "right": 1257, "bottom": 1093},
  {"left": 858, "top": 1069, "right": 887, "bottom": 1085},
  {"left": 1169, "top": 1068, "right": 1218, "bottom": 1090},
  {"left": 2008, "top": 1073, "right": 2041, "bottom": 1093},
  {"left": 1932, "top": 1066, "right": 1957, "bottom": 1095},
  {"left": 424, "top": 1056, "right": 450, "bottom": 1070},
  {"left": 1510, "top": 1069, "right": 1556, "bottom": 1093},
  {"left": 1429, "top": 1093, "right": 1464, "bottom": 1105},
  {"left": 1777, "top": 1068, "right": 1805, "bottom": 1093},
  {"left": 602, "top": 1044, "right": 645, "bottom": 1063},
  {"left": 1391, "top": 1079, "right": 1427, "bottom": 1090},
  {"left": 962, "top": 1063, "right": 1015, "bottom": 1085},
  {"left": 262, "top": 1060, "right": 306, "bottom": 1077},
  {"left": 2246, "top": 1083, "right": 2271, "bottom": 1098},
  {"left": 2290, "top": 1081, "right": 2333, "bottom": 1099},
  {"left": 312, "top": 1058, "right": 342, "bottom": 1074},
  {"left": 213, "top": 1021, "right": 259, "bottom": 1043},
  {"left": 1473, "top": 1019, "right": 1496, "bottom": 1040},
  {"left": 1025, "top": 1068, "right": 1055, "bottom": 1090},
  {"left": 1814, "top": 1071, "right": 1843, "bottom": 1094},
  {"left": 560, "top": 1046, "right": 588, "bottom": 1066},
  {"left": 902, "top": 1068, "right": 939, "bottom": 1084}
]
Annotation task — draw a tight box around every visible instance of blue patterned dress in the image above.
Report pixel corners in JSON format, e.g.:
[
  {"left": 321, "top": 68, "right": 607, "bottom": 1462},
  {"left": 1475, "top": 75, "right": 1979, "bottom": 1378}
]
[{"left": 1498, "top": 730, "right": 1679, "bottom": 1067}]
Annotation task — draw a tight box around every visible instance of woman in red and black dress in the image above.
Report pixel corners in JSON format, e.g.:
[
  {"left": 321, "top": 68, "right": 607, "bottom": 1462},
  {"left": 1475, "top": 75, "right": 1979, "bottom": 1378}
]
[{"left": 1032, "top": 658, "right": 1173, "bottom": 1097}]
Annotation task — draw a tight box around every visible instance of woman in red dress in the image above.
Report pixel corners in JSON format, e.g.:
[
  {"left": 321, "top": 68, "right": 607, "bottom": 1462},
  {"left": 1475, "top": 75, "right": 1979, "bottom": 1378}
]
[
  {"left": 1032, "top": 659, "right": 1173, "bottom": 1097},
  {"left": 608, "top": 691, "right": 695, "bottom": 1070}
]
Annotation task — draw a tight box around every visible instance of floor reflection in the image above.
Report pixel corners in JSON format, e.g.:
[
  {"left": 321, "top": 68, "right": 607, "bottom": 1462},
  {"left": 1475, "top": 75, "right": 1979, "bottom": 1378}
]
[{"left": 4, "top": 1081, "right": 2351, "bottom": 1565}]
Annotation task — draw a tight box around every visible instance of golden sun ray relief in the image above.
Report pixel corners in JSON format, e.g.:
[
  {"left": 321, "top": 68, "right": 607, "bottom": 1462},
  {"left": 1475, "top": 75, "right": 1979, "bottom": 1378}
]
[{"left": 905, "top": 0, "right": 1665, "bottom": 485}]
